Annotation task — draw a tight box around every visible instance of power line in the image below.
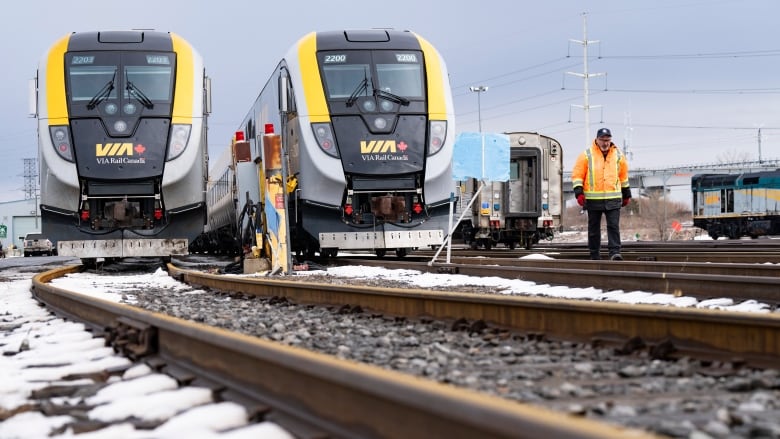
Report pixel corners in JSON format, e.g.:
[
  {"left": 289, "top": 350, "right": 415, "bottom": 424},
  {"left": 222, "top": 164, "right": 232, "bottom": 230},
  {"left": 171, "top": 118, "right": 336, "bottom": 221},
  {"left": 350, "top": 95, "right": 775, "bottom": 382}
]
[
  {"left": 600, "top": 49, "right": 780, "bottom": 60},
  {"left": 451, "top": 57, "right": 571, "bottom": 91},
  {"left": 616, "top": 123, "right": 780, "bottom": 130},
  {"left": 458, "top": 89, "right": 562, "bottom": 117},
  {"left": 605, "top": 88, "right": 780, "bottom": 94},
  {"left": 456, "top": 48, "right": 780, "bottom": 98}
]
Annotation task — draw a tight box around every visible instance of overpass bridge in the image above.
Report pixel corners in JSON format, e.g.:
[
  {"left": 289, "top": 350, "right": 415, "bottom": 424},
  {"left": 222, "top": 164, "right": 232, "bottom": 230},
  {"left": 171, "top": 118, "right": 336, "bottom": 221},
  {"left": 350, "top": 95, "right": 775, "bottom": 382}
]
[{"left": 562, "top": 159, "right": 780, "bottom": 201}]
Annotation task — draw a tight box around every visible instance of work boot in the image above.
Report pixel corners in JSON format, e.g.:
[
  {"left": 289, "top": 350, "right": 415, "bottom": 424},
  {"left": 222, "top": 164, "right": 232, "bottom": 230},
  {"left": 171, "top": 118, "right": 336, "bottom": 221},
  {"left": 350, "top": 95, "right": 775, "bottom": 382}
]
[{"left": 610, "top": 254, "right": 623, "bottom": 261}]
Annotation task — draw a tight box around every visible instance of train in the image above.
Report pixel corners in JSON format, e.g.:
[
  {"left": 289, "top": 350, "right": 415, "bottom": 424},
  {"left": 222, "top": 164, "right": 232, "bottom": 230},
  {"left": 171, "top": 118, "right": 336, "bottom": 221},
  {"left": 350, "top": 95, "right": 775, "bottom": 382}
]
[
  {"left": 32, "top": 30, "right": 211, "bottom": 266},
  {"left": 691, "top": 170, "right": 780, "bottom": 239},
  {"left": 457, "top": 132, "right": 563, "bottom": 249},
  {"left": 192, "top": 29, "right": 455, "bottom": 260}
]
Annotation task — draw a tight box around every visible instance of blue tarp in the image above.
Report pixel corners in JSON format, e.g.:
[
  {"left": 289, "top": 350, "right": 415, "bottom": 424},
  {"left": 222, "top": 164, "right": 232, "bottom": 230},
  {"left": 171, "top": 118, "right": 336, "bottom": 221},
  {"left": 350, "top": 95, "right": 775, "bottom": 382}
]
[{"left": 452, "top": 132, "right": 510, "bottom": 181}]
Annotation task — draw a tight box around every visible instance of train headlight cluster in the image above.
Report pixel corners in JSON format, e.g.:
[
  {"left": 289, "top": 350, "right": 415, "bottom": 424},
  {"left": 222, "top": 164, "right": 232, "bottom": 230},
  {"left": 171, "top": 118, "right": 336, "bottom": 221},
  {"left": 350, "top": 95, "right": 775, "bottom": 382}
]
[
  {"left": 49, "top": 125, "right": 74, "bottom": 162},
  {"left": 312, "top": 123, "right": 339, "bottom": 158},
  {"left": 428, "top": 120, "right": 447, "bottom": 156},
  {"left": 167, "top": 124, "right": 192, "bottom": 160}
]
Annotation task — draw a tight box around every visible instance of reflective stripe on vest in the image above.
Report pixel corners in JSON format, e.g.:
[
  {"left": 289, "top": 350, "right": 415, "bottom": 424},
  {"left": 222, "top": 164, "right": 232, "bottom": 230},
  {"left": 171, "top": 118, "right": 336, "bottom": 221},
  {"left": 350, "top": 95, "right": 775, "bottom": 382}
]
[{"left": 583, "top": 147, "right": 623, "bottom": 200}]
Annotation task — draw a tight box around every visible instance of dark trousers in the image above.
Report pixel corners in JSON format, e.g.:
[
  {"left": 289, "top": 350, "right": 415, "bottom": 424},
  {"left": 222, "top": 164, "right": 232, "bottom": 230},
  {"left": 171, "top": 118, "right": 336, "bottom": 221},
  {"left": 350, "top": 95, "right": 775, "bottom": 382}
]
[{"left": 587, "top": 208, "right": 621, "bottom": 259}]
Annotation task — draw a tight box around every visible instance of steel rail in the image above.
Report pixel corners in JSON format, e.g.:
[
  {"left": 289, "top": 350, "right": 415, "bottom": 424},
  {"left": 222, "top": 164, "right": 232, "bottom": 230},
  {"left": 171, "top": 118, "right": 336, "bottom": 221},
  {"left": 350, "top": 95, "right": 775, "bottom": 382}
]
[
  {"left": 413, "top": 249, "right": 780, "bottom": 263},
  {"left": 344, "top": 255, "right": 780, "bottom": 278},
  {"left": 334, "top": 258, "right": 780, "bottom": 305},
  {"left": 168, "top": 265, "right": 780, "bottom": 369},
  {"left": 31, "top": 265, "right": 650, "bottom": 439}
]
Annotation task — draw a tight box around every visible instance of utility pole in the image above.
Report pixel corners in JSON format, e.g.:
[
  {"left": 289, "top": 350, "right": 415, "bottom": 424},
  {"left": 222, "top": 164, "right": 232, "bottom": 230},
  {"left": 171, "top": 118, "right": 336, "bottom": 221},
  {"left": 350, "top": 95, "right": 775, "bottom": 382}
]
[
  {"left": 567, "top": 12, "right": 605, "bottom": 147},
  {"left": 469, "top": 85, "right": 488, "bottom": 133},
  {"left": 623, "top": 111, "right": 633, "bottom": 160},
  {"left": 758, "top": 127, "right": 763, "bottom": 164},
  {"left": 23, "top": 158, "right": 39, "bottom": 228},
  {"left": 23, "top": 158, "right": 37, "bottom": 200}
]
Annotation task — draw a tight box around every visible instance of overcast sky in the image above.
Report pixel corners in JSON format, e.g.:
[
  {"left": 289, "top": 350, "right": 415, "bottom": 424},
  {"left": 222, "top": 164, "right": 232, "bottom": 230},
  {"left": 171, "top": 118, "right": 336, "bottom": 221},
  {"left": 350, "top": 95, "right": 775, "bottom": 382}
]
[{"left": 0, "top": 0, "right": 777, "bottom": 202}]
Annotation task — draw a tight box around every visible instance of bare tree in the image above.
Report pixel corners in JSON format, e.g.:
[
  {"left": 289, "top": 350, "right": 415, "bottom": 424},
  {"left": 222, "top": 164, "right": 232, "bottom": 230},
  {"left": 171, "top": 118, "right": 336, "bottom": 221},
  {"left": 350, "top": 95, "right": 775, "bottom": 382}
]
[
  {"left": 639, "top": 190, "right": 668, "bottom": 240},
  {"left": 716, "top": 150, "right": 752, "bottom": 164}
]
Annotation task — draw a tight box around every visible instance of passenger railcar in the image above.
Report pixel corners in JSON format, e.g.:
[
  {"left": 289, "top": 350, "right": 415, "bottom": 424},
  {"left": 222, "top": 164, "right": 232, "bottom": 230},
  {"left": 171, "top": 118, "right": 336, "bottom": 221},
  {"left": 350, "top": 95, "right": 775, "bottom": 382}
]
[
  {"left": 202, "top": 29, "right": 455, "bottom": 259},
  {"left": 32, "top": 30, "right": 211, "bottom": 265},
  {"left": 459, "top": 132, "right": 563, "bottom": 249},
  {"left": 692, "top": 170, "right": 780, "bottom": 239},
  {"left": 190, "top": 133, "right": 259, "bottom": 256}
]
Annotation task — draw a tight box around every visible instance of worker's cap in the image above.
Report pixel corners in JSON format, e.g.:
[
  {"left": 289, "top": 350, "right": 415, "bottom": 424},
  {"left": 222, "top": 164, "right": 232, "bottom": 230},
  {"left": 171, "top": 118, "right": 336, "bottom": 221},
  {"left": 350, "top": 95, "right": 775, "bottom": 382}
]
[{"left": 596, "top": 128, "right": 612, "bottom": 138}]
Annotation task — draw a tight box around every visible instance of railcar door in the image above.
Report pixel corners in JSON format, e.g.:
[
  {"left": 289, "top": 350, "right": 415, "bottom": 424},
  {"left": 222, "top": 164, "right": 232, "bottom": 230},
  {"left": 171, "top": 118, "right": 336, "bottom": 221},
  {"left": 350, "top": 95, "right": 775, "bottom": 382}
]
[{"left": 506, "top": 148, "right": 541, "bottom": 217}]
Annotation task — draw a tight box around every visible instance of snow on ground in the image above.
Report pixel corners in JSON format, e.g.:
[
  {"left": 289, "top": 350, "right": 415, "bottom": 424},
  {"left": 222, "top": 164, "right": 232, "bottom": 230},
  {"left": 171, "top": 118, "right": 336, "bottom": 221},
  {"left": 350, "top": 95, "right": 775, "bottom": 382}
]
[
  {"left": 0, "top": 260, "right": 293, "bottom": 439},
  {"left": 287, "top": 260, "right": 772, "bottom": 313}
]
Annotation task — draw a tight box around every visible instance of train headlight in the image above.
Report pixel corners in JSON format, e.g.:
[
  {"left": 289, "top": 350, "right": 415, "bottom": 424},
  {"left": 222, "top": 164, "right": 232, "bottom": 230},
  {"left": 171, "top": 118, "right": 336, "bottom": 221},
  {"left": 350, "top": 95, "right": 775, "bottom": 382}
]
[
  {"left": 373, "top": 117, "right": 387, "bottom": 130},
  {"left": 361, "top": 100, "right": 376, "bottom": 112},
  {"left": 113, "top": 120, "right": 128, "bottom": 133},
  {"left": 311, "top": 123, "right": 339, "bottom": 158},
  {"left": 49, "top": 125, "right": 73, "bottom": 162},
  {"left": 167, "top": 124, "right": 192, "bottom": 161},
  {"left": 428, "top": 120, "right": 447, "bottom": 156}
]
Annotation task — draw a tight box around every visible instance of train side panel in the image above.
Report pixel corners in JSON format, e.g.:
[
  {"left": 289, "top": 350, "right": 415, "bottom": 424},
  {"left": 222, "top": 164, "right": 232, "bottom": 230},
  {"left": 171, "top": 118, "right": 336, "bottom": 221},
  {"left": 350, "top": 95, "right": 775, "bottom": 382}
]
[{"left": 692, "top": 171, "right": 780, "bottom": 239}]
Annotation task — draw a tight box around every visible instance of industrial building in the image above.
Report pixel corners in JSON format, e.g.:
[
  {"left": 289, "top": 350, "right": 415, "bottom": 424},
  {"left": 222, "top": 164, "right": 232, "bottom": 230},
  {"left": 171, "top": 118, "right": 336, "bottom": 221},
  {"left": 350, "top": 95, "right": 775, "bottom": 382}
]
[{"left": 0, "top": 198, "right": 42, "bottom": 256}]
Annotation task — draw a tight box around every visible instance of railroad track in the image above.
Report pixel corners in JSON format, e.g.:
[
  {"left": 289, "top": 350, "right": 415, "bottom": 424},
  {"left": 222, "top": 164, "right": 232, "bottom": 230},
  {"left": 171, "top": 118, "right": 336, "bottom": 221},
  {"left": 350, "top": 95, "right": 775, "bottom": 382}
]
[
  {"left": 27, "top": 261, "right": 780, "bottom": 437},
  {"left": 31, "top": 265, "right": 644, "bottom": 439},
  {"left": 329, "top": 256, "right": 780, "bottom": 307},
  {"left": 166, "top": 264, "right": 780, "bottom": 369},
  {"left": 412, "top": 239, "right": 780, "bottom": 263}
]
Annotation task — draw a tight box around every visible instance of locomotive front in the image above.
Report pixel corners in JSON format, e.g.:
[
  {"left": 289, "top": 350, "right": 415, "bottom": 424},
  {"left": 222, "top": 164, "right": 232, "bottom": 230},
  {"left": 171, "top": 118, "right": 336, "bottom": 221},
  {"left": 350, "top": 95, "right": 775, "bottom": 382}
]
[
  {"left": 36, "top": 31, "right": 208, "bottom": 260},
  {"left": 296, "top": 30, "right": 455, "bottom": 253}
]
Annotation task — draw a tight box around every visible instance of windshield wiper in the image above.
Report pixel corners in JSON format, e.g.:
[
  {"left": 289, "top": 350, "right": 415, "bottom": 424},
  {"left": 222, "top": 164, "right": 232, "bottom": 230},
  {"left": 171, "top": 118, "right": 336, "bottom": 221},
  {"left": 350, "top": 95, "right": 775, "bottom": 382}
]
[
  {"left": 126, "top": 80, "right": 154, "bottom": 109},
  {"left": 373, "top": 88, "right": 410, "bottom": 106},
  {"left": 86, "top": 70, "right": 116, "bottom": 110},
  {"left": 345, "top": 71, "right": 369, "bottom": 107}
]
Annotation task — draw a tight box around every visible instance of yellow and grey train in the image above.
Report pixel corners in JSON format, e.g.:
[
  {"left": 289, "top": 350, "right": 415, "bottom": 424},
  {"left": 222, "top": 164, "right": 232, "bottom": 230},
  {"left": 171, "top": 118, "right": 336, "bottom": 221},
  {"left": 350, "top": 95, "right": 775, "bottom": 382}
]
[
  {"left": 199, "top": 29, "right": 455, "bottom": 258},
  {"left": 32, "top": 30, "right": 210, "bottom": 265}
]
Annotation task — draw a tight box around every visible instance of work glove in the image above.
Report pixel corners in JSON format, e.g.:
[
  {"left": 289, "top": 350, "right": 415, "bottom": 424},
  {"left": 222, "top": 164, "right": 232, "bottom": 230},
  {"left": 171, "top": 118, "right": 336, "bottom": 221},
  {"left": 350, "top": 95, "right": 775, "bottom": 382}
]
[
  {"left": 577, "top": 194, "right": 585, "bottom": 207},
  {"left": 621, "top": 198, "right": 630, "bottom": 207}
]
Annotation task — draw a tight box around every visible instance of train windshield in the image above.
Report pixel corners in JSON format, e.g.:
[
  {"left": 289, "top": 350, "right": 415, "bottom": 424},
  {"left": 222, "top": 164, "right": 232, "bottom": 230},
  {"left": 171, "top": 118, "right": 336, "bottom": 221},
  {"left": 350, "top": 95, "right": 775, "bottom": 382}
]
[
  {"left": 122, "top": 52, "right": 174, "bottom": 102},
  {"left": 67, "top": 54, "right": 120, "bottom": 103},
  {"left": 319, "top": 50, "right": 424, "bottom": 102},
  {"left": 65, "top": 52, "right": 175, "bottom": 114},
  {"left": 375, "top": 54, "right": 423, "bottom": 98}
]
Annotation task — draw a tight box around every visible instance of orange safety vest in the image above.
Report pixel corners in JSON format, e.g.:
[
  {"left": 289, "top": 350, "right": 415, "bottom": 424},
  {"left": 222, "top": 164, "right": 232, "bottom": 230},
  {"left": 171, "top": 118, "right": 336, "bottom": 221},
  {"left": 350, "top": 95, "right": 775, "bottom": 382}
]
[{"left": 571, "top": 141, "right": 629, "bottom": 200}]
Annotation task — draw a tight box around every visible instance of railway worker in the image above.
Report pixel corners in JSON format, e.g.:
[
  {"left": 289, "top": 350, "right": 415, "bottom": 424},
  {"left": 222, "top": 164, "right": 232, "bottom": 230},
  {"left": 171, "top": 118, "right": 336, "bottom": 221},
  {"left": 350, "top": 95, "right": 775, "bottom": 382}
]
[{"left": 571, "top": 127, "right": 631, "bottom": 260}]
